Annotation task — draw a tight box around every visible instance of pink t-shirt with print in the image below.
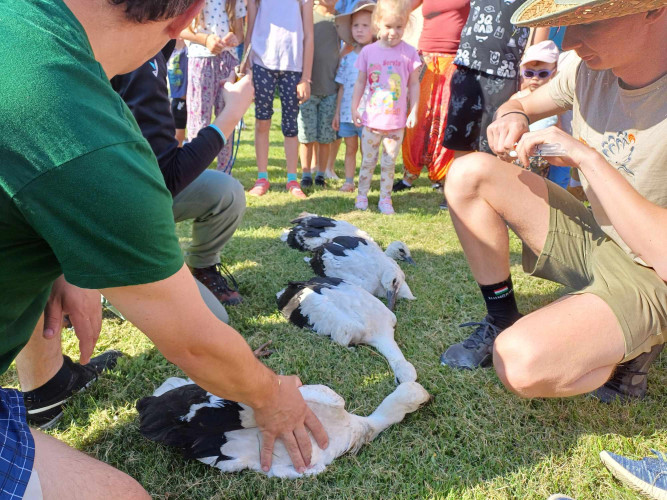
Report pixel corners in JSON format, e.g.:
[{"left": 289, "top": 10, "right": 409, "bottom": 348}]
[{"left": 355, "top": 41, "right": 422, "bottom": 131}]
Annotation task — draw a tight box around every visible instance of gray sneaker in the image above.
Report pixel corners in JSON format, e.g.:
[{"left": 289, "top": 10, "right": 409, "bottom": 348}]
[
  {"left": 592, "top": 343, "right": 663, "bottom": 403},
  {"left": 440, "top": 315, "right": 505, "bottom": 370},
  {"left": 600, "top": 450, "right": 667, "bottom": 500}
]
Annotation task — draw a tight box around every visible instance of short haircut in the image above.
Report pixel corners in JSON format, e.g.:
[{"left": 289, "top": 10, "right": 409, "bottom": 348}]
[{"left": 108, "top": 0, "right": 198, "bottom": 23}]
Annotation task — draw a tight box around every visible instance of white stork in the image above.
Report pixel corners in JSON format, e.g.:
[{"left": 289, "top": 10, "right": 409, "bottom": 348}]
[
  {"left": 276, "top": 277, "right": 417, "bottom": 383},
  {"left": 281, "top": 214, "right": 415, "bottom": 264},
  {"left": 137, "top": 377, "right": 430, "bottom": 478},
  {"left": 308, "top": 236, "right": 416, "bottom": 309}
]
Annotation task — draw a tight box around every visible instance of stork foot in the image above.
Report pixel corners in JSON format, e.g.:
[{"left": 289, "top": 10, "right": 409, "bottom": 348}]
[{"left": 253, "top": 340, "right": 275, "bottom": 359}]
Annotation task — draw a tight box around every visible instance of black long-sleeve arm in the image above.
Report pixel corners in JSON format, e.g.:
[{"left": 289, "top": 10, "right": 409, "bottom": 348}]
[{"left": 110, "top": 43, "right": 224, "bottom": 197}]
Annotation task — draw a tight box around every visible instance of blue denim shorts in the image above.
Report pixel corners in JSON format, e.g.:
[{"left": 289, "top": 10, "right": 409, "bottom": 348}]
[{"left": 338, "top": 121, "right": 363, "bottom": 138}]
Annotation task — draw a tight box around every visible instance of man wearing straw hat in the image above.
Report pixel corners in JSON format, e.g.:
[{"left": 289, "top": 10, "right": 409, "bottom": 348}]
[{"left": 440, "top": 0, "right": 667, "bottom": 402}]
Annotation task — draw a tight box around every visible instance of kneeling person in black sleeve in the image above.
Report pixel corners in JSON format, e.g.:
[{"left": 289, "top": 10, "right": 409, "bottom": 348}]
[{"left": 112, "top": 40, "right": 245, "bottom": 309}]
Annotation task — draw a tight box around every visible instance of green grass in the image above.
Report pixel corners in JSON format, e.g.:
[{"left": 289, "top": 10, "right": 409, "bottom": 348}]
[{"left": 2, "top": 104, "right": 665, "bottom": 499}]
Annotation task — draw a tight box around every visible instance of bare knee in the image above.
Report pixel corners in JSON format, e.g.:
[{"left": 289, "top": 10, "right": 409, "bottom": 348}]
[
  {"left": 445, "top": 152, "right": 499, "bottom": 204},
  {"left": 345, "top": 137, "right": 358, "bottom": 155},
  {"left": 493, "top": 327, "right": 548, "bottom": 398},
  {"left": 256, "top": 119, "right": 271, "bottom": 133}
]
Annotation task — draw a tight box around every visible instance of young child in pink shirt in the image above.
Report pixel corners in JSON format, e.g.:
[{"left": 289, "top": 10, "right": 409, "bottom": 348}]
[{"left": 350, "top": 0, "right": 421, "bottom": 215}]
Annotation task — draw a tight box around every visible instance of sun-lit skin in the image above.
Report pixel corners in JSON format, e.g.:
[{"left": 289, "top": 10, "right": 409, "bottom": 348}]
[
  {"left": 351, "top": 10, "right": 374, "bottom": 46},
  {"left": 520, "top": 60, "right": 557, "bottom": 92},
  {"left": 561, "top": 10, "right": 667, "bottom": 88},
  {"left": 375, "top": 12, "right": 408, "bottom": 47}
]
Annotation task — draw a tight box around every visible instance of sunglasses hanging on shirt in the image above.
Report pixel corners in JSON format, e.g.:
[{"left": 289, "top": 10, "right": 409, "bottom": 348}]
[{"left": 522, "top": 68, "right": 555, "bottom": 79}]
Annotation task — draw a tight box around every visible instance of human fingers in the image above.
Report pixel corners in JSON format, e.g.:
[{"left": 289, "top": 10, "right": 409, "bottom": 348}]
[
  {"left": 280, "top": 431, "right": 307, "bottom": 474},
  {"left": 515, "top": 127, "right": 570, "bottom": 168},
  {"left": 292, "top": 425, "right": 312, "bottom": 468},
  {"left": 304, "top": 407, "right": 328, "bottom": 450},
  {"left": 71, "top": 315, "right": 97, "bottom": 365},
  {"left": 259, "top": 431, "right": 276, "bottom": 472},
  {"left": 42, "top": 301, "right": 64, "bottom": 339}
]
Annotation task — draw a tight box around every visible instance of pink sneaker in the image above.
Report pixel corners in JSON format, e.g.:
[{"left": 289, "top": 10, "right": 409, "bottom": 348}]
[
  {"left": 339, "top": 182, "right": 355, "bottom": 193},
  {"left": 248, "top": 178, "right": 270, "bottom": 197},
  {"left": 286, "top": 180, "right": 308, "bottom": 199},
  {"left": 378, "top": 197, "right": 395, "bottom": 215},
  {"left": 355, "top": 195, "right": 368, "bottom": 210}
]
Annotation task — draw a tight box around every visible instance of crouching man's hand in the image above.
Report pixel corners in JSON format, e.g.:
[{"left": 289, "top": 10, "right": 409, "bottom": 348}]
[{"left": 253, "top": 375, "right": 329, "bottom": 474}]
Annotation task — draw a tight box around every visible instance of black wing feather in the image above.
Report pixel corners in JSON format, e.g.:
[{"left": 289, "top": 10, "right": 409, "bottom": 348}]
[{"left": 137, "top": 383, "right": 244, "bottom": 465}]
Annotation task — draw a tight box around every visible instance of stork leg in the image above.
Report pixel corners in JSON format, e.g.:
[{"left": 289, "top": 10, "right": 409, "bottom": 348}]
[{"left": 370, "top": 336, "right": 417, "bottom": 384}]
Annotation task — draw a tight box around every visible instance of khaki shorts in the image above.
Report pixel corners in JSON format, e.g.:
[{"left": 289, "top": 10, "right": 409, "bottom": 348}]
[{"left": 522, "top": 181, "right": 667, "bottom": 362}]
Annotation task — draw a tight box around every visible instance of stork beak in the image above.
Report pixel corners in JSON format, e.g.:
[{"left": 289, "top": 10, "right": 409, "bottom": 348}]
[
  {"left": 387, "top": 281, "right": 400, "bottom": 310},
  {"left": 404, "top": 256, "right": 416, "bottom": 266}
]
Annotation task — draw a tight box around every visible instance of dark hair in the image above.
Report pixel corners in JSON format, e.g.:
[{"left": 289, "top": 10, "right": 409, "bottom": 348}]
[{"left": 108, "top": 0, "right": 198, "bottom": 23}]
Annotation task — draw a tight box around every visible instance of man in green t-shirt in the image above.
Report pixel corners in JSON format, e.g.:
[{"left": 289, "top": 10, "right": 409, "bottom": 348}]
[
  {"left": 0, "top": 0, "right": 327, "bottom": 497},
  {"left": 438, "top": 0, "right": 666, "bottom": 400}
]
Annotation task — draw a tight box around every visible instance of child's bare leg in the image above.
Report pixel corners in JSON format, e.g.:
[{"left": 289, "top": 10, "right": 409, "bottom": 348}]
[
  {"left": 343, "top": 136, "right": 358, "bottom": 180},
  {"left": 285, "top": 135, "right": 299, "bottom": 175},
  {"left": 255, "top": 118, "right": 271, "bottom": 174},
  {"left": 300, "top": 142, "right": 314, "bottom": 174},
  {"left": 327, "top": 138, "right": 342, "bottom": 177},
  {"left": 316, "top": 142, "right": 330, "bottom": 176}
]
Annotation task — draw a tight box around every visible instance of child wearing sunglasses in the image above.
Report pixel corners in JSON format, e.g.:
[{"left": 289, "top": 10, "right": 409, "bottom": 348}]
[{"left": 510, "top": 40, "right": 571, "bottom": 189}]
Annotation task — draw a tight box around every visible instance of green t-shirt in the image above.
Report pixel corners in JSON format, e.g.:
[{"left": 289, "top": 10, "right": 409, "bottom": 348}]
[{"left": 0, "top": 0, "right": 184, "bottom": 373}]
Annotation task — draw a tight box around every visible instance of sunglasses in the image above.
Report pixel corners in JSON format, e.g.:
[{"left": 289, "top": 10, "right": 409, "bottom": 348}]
[{"left": 522, "top": 68, "right": 555, "bottom": 79}]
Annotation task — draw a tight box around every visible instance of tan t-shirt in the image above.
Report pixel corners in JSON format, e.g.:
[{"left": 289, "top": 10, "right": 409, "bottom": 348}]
[{"left": 548, "top": 55, "right": 667, "bottom": 266}]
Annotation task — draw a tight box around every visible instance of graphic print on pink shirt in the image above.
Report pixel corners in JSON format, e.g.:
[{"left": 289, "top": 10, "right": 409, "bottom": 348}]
[{"left": 355, "top": 41, "right": 421, "bottom": 131}]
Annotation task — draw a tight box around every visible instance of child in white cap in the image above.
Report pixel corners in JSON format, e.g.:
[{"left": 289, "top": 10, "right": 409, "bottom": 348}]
[{"left": 510, "top": 40, "right": 571, "bottom": 188}]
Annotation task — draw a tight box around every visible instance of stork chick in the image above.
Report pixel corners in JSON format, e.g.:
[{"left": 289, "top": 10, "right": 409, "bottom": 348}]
[
  {"left": 137, "top": 377, "right": 430, "bottom": 478},
  {"left": 309, "top": 236, "right": 416, "bottom": 309},
  {"left": 276, "top": 277, "right": 417, "bottom": 383}
]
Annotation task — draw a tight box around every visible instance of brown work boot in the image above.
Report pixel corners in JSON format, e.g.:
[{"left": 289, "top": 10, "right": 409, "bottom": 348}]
[
  {"left": 190, "top": 264, "right": 243, "bottom": 306},
  {"left": 591, "top": 343, "right": 664, "bottom": 403}
]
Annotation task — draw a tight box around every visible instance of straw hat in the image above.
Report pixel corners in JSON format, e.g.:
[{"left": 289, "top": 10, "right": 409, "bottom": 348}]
[
  {"left": 511, "top": 0, "right": 667, "bottom": 27},
  {"left": 335, "top": 0, "right": 376, "bottom": 46}
]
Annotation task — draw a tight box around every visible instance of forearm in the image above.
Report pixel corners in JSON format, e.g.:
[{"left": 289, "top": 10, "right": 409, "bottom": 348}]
[
  {"left": 101, "top": 265, "right": 277, "bottom": 408},
  {"left": 579, "top": 152, "right": 667, "bottom": 278},
  {"left": 170, "top": 321, "right": 277, "bottom": 409},
  {"left": 408, "top": 79, "right": 419, "bottom": 115},
  {"left": 162, "top": 128, "right": 224, "bottom": 196},
  {"left": 301, "top": 34, "right": 314, "bottom": 82},
  {"left": 335, "top": 86, "right": 343, "bottom": 116},
  {"left": 245, "top": 0, "right": 256, "bottom": 47},
  {"left": 180, "top": 28, "right": 208, "bottom": 47}
]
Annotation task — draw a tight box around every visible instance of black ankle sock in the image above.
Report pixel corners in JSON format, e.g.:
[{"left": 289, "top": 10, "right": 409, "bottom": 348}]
[
  {"left": 23, "top": 355, "right": 70, "bottom": 396},
  {"left": 479, "top": 277, "right": 522, "bottom": 329}
]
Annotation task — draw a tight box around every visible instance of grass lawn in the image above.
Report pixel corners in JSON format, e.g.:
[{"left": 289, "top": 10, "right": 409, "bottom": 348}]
[{"left": 2, "top": 104, "right": 665, "bottom": 500}]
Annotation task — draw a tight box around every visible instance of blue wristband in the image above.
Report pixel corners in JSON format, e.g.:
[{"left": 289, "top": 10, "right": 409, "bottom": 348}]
[{"left": 208, "top": 124, "right": 227, "bottom": 146}]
